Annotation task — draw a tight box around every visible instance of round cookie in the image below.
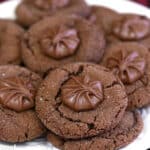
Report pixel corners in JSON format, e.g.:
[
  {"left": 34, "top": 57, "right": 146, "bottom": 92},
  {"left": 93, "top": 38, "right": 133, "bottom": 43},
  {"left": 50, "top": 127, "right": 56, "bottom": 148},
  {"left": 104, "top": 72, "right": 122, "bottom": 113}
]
[
  {"left": 0, "top": 65, "right": 46, "bottom": 143},
  {"left": 47, "top": 111, "right": 143, "bottom": 150},
  {"left": 36, "top": 63, "right": 127, "bottom": 139},
  {"left": 101, "top": 42, "right": 150, "bottom": 110},
  {"left": 90, "top": 6, "right": 121, "bottom": 35},
  {"left": 47, "top": 132, "right": 115, "bottom": 150},
  {"left": 0, "top": 20, "right": 24, "bottom": 65},
  {"left": 22, "top": 16, "right": 105, "bottom": 74},
  {"left": 16, "top": 0, "right": 90, "bottom": 27},
  {"left": 109, "top": 14, "right": 150, "bottom": 42}
]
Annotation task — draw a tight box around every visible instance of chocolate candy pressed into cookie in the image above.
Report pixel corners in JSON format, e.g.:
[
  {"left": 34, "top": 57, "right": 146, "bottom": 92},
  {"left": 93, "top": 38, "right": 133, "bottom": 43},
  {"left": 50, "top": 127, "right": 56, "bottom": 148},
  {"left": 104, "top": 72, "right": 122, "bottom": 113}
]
[
  {"left": 47, "top": 111, "right": 143, "bottom": 150},
  {"left": 108, "top": 14, "right": 150, "bottom": 43},
  {"left": 36, "top": 63, "right": 127, "bottom": 139},
  {"left": 22, "top": 16, "right": 105, "bottom": 74},
  {"left": 101, "top": 42, "right": 150, "bottom": 110},
  {"left": 0, "top": 65, "right": 46, "bottom": 143},
  {"left": 16, "top": 0, "right": 90, "bottom": 27},
  {"left": 113, "top": 14, "right": 150, "bottom": 40},
  {"left": 90, "top": 6, "right": 121, "bottom": 35},
  {"left": 0, "top": 20, "right": 24, "bottom": 65}
]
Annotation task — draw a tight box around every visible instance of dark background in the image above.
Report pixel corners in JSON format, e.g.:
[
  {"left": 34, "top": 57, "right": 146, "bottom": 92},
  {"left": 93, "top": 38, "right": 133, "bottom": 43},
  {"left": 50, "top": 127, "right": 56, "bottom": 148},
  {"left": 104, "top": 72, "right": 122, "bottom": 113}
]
[{"left": 132, "top": 0, "right": 150, "bottom": 7}]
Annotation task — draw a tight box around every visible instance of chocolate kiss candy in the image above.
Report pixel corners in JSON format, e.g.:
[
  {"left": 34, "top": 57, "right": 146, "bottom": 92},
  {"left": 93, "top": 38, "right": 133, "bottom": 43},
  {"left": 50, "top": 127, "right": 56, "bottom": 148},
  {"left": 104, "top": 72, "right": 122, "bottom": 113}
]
[
  {"left": 41, "top": 25, "right": 80, "bottom": 59},
  {"left": 0, "top": 77, "right": 35, "bottom": 112},
  {"left": 106, "top": 50, "right": 146, "bottom": 84},
  {"left": 61, "top": 75, "right": 103, "bottom": 112}
]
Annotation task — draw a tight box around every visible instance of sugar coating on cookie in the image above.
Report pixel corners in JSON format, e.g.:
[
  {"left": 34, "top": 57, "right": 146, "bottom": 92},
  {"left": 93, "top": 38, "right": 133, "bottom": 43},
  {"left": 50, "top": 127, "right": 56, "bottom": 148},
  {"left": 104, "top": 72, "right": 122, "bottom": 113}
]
[
  {"left": 22, "top": 16, "right": 105, "bottom": 74},
  {"left": 0, "top": 65, "right": 46, "bottom": 143},
  {"left": 47, "top": 111, "right": 143, "bottom": 150},
  {"left": 36, "top": 63, "right": 127, "bottom": 139}
]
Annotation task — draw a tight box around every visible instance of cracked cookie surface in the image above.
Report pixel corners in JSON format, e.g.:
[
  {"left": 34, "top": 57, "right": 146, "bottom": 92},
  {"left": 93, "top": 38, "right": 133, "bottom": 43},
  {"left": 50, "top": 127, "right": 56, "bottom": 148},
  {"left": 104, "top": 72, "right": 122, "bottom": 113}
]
[
  {"left": 47, "top": 111, "right": 143, "bottom": 150},
  {"left": 36, "top": 63, "right": 127, "bottom": 139},
  {"left": 22, "top": 16, "right": 105, "bottom": 74},
  {"left": 0, "top": 65, "right": 46, "bottom": 143}
]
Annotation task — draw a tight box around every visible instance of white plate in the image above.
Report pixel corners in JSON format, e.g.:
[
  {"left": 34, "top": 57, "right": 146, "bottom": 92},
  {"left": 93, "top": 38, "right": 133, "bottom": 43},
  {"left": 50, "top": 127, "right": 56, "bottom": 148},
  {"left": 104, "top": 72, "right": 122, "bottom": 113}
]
[{"left": 0, "top": 0, "right": 150, "bottom": 150}]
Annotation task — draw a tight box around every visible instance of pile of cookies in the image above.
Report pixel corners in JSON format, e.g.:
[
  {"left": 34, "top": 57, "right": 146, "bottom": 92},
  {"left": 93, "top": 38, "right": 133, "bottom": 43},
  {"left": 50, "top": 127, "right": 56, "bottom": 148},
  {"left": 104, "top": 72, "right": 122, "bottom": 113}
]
[{"left": 0, "top": 0, "right": 150, "bottom": 149}]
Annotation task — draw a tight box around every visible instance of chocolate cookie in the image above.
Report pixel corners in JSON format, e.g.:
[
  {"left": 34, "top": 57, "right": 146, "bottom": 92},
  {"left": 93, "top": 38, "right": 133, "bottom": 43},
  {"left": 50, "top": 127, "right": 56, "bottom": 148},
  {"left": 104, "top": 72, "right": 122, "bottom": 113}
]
[
  {"left": 16, "top": 0, "right": 90, "bottom": 27},
  {"left": 36, "top": 63, "right": 127, "bottom": 139},
  {"left": 141, "top": 36, "right": 150, "bottom": 52},
  {"left": 0, "top": 20, "right": 24, "bottom": 65},
  {"left": 47, "top": 111, "right": 143, "bottom": 150},
  {"left": 101, "top": 42, "right": 150, "bottom": 110},
  {"left": 106, "top": 14, "right": 150, "bottom": 45},
  {"left": 106, "top": 34, "right": 121, "bottom": 45},
  {"left": 109, "top": 14, "right": 150, "bottom": 43},
  {"left": 22, "top": 16, "right": 105, "bottom": 74},
  {"left": 0, "top": 65, "right": 46, "bottom": 143},
  {"left": 47, "top": 132, "right": 115, "bottom": 150},
  {"left": 90, "top": 6, "right": 121, "bottom": 35}
]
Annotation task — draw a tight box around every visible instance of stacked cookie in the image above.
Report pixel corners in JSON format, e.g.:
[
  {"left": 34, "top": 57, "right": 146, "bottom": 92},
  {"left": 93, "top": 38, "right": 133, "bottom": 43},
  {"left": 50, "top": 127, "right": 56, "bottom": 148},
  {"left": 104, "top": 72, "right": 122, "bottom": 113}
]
[
  {"left": 0, "top": 0, "right": 150, "bottom": 150},
  {"left": 37, "top": 63, "right": 143, "bottom": 150}
]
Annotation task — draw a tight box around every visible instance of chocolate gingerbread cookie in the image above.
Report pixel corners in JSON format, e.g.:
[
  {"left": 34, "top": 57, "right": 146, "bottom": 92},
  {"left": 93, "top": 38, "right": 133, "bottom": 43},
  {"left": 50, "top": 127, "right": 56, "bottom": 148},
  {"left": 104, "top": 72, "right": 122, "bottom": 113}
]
[
  {"left": 16, "top": 0, "right": 90, "bottom": 27},
  {"left": 0, "top": 20, "right": 24, "bottom": 65},
  {"left": 22, "top": 16, "right": 105, "bottom": 74},
  {"left": 90, "top": 6, "right": 121, "bottom": 35},
  {"left": 101, "top": 42, "right": 150, "bottom": 110},
  {"left": 36, "top": 63, "right": 127, "bottom": 139},
  {"left": 0, "top": 65, "right": 46, "bottom": 143},
  {"left": 47, "top": 111, "right": 143, "bottom": 150},
  {"left": 108, "top": 14, "right": 150, "bottom": 43}
]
